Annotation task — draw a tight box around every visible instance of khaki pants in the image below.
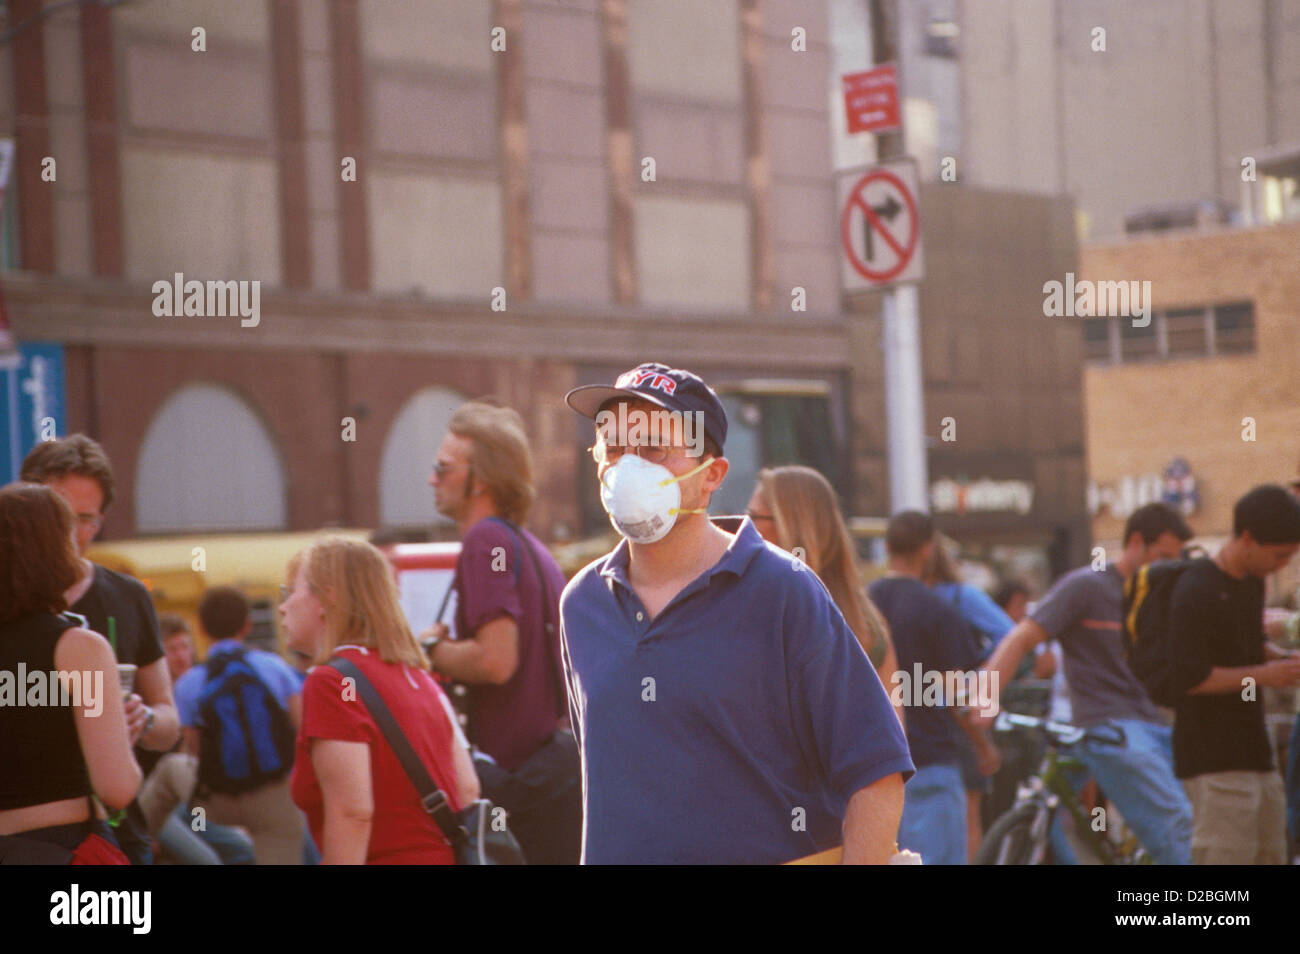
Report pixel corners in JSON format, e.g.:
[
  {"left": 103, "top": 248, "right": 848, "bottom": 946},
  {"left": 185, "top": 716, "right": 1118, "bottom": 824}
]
[
  {"left": 137, "top": 753, "right": 199, "bottom": 837},
  {"left": 195, "top": 777, "right": 304, "bottom": 865},
  {"left": 1183, "top": 770, "right": 1287, "bottom": 865}
]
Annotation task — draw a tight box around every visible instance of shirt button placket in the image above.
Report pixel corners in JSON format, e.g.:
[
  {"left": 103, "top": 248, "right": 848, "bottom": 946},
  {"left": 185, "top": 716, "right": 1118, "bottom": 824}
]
[{"left": 633, "top": 607, "right": 652, "bottom": 645}]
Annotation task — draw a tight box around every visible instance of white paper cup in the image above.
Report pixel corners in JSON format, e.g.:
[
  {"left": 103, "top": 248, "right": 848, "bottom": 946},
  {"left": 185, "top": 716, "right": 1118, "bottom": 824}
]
[{"left": 116, "top": 663, "right": 137, "bottom": 700}]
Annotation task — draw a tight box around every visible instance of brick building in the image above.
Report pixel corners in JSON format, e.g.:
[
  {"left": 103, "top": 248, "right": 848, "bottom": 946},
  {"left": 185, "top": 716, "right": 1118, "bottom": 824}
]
[
  {"left": 1080, "top": 219, "right": 1300, "bottom": 596},
  {"left": 2, "top": 0, "right": 1088, "bottom": 582}
]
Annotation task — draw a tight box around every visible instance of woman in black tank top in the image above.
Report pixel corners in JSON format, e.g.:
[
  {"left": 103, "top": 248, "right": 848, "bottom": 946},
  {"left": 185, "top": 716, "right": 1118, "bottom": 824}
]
[{"left": 0, "top": 484, "right": 141, "bottom": 863}]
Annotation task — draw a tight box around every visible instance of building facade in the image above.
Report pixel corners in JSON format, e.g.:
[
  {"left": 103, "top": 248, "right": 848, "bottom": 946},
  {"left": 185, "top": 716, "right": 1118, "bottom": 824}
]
[
  {"left": 1080, "top": 219, "right": 1300, "bottom": 598},
  {"left": 2, "top": 0, "right": 1088, "bottom": 582}
]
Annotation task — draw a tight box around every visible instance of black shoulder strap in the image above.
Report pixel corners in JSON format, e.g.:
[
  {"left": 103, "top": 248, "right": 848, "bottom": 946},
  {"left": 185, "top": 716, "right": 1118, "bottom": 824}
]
[
  {"left": 485, "top": 517, "right": 568, "bottom": 719},
  {"left": 324, "top": 658, "right": 464, "bottom": 847},
  {"left": 203, "top": 643, "right": 246, "bottom": 682}
]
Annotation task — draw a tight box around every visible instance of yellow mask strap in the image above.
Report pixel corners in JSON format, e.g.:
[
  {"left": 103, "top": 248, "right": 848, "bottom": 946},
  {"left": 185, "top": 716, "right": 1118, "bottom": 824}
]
[{"left": 657, "top": 455, "right": 715, "bottom": 489}]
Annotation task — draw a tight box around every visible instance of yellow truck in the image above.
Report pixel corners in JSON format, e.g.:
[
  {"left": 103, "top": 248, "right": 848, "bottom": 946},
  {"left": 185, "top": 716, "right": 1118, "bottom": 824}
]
[
  {"left": 84, "top": 516, "right": 887, "bottom": 660},
  {"left": 86, "top": 529, "right": 372, "bottom": 657}
]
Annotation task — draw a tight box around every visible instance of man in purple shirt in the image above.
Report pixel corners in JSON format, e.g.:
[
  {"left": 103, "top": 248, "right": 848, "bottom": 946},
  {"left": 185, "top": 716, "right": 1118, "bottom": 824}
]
[{"left": 420, "top": 401, "right": 579, "bottom": 863}]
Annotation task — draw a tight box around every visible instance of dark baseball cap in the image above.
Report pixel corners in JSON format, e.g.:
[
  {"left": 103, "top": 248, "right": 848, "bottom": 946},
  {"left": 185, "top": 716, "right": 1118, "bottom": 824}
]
[{"left": 565, "top": 362, "right": 728, "bottom": 453}]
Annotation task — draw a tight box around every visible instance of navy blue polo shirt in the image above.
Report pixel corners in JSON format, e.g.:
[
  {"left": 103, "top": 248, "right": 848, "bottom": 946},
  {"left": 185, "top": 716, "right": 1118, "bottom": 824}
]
[
  {"left": 867, "top": 576, "right": 980, "bottom": 768},
  {"left": 559, "top": 518, "right": 914, "bottom": 864}
]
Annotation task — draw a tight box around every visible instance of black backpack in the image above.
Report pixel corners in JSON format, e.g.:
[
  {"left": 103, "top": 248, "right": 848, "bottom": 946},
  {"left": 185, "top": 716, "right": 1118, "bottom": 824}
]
[
  {"left": 196, "top": 645, "right": 297, "bottom": 796},
  {"left": 1121, "top": 555, "right": 1208, "bottom": 707}
]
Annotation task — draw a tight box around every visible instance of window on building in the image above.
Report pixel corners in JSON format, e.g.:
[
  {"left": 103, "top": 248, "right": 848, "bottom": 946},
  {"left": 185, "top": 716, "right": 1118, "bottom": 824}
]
[
  {"left": 1164, "top": 307, "right": 1207, "bottom": 357},
  {"left": 1242, "top": 146, "right": 1300, "bottom": 226},
  {"left": 1081, "top": 317, "right": 1113, "bottom": 362},
  {"left": 1260, "top": 161, "right": 1300, "bottom": 225},
  {"left": 923, "top": 16, "right": 959, "bottom": 58},
  {"left": 710, "top": 382, "right": 847, "bottom": 517},
  {"left": 0, "top": 182, "right": 16, "bottom": 271},
  {"left": 136, "top": 384, "right": 288, "bottom": 532},
  {"left": 1, "top": 128, "right": 17, "bottom": 271},
  {"left": 1118, "top": 315, "right": 1158, "bottom": 362},
  {"left": 1213, "top": 302, "right": 1255, "bottom": 355},
  {"left": 1082, "top": 301, "right": 1255, "bottom": 365},
  {"left": 626, "top": 0, "right": 741, "bottom": 103},
  {"left": 378, "top": 386, "right": 467, "bottom": 532}
]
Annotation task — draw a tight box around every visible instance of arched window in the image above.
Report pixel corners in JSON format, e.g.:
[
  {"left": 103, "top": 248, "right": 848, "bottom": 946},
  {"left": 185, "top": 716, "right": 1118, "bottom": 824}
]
[
  {"left": 135, "top": 383, "right": 287, "bottom": 532},
  {"left": 379, "top": 386, "right": 465, "bottom": 529}
]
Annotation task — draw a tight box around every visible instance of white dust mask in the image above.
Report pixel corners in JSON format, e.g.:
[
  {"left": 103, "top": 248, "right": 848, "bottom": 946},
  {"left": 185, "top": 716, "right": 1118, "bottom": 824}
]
[{"left": 599, "top": 453, "right": 714, "bottom": 544}]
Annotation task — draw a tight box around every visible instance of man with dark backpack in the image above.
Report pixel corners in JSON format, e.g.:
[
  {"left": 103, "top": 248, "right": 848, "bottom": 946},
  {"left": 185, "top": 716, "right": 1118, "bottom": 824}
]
[
  {"left": 174, "top": 587, "right": 305, "bottom": 864},
  {"left": 1163, "top": 485, "right": 1300, "bottom": 864}
]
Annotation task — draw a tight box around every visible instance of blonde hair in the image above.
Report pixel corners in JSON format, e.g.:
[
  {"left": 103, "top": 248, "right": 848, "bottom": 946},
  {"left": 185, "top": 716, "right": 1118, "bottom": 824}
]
[
  {"left": 449, "top": 402, "right": 536, "bottom": 525},
  {"left": 757, "top": 466, "right": 892, "bottom": 668},
  {"left": 294, "top": 537, "right": 427, "bottom": 669}
]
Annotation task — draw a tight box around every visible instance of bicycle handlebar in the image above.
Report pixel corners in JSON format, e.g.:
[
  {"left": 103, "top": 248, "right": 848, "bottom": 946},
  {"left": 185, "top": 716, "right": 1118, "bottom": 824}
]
[{"left": 992, "top": 710, "right": 1127, "bottom": 747}]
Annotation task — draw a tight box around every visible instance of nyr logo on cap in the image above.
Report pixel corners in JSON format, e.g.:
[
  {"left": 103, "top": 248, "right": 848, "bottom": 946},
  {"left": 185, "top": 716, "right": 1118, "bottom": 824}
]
[{"left": 618, "top": 369, "right": 678, "bottom": 395}]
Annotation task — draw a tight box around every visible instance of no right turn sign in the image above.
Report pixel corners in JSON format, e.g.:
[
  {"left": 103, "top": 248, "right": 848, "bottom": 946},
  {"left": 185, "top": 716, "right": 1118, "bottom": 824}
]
[{"left": 837, "top": 158, "right": 924, "bottom": 292}]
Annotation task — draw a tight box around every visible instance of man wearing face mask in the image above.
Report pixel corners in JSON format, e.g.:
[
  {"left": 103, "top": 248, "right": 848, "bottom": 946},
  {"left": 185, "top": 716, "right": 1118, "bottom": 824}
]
[{"left": 561, "top": 363, "right": 914, "bottom": 864}]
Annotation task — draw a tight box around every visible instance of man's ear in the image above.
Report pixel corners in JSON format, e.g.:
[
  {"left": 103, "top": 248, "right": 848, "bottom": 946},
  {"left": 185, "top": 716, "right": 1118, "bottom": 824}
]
[{"left": 705, "top": 456, "right": 729, "bottom": 491}]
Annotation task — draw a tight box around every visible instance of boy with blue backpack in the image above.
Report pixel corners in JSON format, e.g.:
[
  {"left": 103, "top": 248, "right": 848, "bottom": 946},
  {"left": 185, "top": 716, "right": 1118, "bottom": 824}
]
[{"left": 173, "top": 587, "right": 304, "bottom": 865}]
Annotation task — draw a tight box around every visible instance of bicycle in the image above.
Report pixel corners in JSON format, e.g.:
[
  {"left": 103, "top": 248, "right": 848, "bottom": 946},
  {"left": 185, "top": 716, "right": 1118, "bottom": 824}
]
[{"left": 974, "top": 711, "right": 1150, "bottom": 865}]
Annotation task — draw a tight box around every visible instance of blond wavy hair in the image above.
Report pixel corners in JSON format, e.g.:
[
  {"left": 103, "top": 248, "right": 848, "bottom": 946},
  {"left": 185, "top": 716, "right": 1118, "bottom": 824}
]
[
  {"left": 292, "top": 537, "right": 427, "bottom": 669},
  {"left": 757, "top": 466, "right": 892, "bottom": 669},
  {"left": 449, "top": 401, "right": 535, "bottom": 525}
]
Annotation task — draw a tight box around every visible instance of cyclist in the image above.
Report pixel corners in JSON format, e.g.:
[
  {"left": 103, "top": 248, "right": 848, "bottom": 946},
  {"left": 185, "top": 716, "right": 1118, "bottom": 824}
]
[{"left": 976, "top": 502, "right": 1194, "bottom": 865}]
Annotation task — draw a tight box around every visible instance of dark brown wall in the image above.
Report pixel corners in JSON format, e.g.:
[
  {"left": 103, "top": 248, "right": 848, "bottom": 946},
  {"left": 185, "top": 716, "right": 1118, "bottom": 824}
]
[{"left": 843, "top": 185, "right": 1087, "bottom": 568}]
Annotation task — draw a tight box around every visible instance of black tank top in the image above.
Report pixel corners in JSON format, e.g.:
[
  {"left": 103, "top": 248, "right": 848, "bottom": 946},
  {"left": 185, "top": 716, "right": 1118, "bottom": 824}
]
[{"left": 0, "top": 613, "right": 94, "bottom": 810}]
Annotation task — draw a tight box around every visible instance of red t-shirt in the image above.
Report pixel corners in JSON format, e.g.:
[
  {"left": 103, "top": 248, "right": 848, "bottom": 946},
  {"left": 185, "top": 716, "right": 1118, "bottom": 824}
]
[{"left": 291, "top": 647, "right": 461, "bottom": 864}]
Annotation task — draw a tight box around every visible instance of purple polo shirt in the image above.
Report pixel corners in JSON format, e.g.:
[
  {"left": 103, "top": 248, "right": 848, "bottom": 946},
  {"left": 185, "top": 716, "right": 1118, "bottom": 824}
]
[{"left": 453, "top": 517, "right": 567, "bottom": 771}]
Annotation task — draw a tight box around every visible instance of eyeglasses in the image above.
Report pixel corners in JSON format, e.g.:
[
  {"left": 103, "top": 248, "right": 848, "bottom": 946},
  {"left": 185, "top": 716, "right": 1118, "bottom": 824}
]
[{"left": 588, "top": 441, "right": 686, "bottom": 467}]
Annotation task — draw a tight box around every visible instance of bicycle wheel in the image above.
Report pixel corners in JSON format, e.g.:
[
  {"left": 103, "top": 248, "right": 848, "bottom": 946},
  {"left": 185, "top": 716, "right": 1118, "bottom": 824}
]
[{"left": 974, "top": 802, "right": 1048, "bottom": 865}]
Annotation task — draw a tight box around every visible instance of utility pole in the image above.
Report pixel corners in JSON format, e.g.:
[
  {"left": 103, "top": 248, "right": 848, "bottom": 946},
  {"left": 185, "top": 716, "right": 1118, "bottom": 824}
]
[{"left": 870, "top": 0, "right": 929, "bottom": 514}]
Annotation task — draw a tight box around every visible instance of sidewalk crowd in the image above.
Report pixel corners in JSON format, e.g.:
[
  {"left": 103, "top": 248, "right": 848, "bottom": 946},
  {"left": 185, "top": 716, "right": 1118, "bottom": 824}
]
[{"left": 3, "top": 361, "right": 1300, "bottom": 866}]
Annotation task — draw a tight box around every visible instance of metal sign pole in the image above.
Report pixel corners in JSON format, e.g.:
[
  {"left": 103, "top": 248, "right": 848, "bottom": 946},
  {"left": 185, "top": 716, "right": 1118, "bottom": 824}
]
[
  {"left": 882, "top": 282, "right": 928, "bottom": 512},
  {"left": 868, "top": 0, "right": 928, "bottom": 514}
]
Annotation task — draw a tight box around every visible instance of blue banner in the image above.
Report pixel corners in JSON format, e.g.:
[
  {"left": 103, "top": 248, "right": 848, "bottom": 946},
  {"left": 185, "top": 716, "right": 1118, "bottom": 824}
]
[{"left": 0, "top": 342, "right": 66, "bottom": 484}]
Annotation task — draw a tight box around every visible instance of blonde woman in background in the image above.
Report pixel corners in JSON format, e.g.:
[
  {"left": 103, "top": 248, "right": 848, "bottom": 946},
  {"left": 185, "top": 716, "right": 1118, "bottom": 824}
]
[
  {"left": 747, "top": 466, "right": 904, "bottom": 728},
  {"left": 283, "top": 538, "right": 479, "bottom": 864}
]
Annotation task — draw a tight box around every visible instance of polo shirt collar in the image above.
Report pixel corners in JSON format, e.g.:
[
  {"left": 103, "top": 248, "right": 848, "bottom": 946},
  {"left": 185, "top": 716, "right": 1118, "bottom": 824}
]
[{"left": 598, "top": 515, "right": 768, "bottom": 592}]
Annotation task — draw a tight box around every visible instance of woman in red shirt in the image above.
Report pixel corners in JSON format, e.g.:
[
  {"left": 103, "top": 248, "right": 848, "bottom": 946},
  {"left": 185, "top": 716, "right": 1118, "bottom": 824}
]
[{"left": 282, "top": 538, "right": 479, "bottom": 864}]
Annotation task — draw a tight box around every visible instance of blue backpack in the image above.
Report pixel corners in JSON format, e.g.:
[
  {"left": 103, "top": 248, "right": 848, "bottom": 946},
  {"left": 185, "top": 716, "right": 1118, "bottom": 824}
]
[{"left": 196, "top": 645, "right": 296, "bottom": 796}]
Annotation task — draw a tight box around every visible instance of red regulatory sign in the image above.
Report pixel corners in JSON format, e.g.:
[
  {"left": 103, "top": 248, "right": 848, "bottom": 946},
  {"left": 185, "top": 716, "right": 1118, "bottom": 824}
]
[
  {"left": 839, "top": 167, "right": 919, "bottom": 283},
  {"left": 842, "top": 65, "right": 900, "bottom": 135}
]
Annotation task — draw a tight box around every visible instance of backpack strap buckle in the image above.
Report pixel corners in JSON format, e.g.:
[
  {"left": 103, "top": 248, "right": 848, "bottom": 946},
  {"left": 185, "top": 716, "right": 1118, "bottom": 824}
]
[{"left": 421, "top": 790, "right": 449, "bottom": 815}]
